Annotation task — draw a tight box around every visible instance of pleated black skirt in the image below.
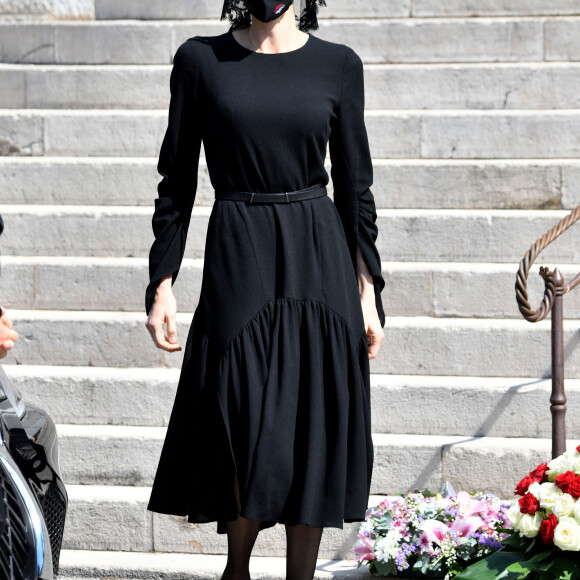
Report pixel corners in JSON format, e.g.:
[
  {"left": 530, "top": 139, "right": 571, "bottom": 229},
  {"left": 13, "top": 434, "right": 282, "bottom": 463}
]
[{"left": 147, "top": 192, "right": 374, "bottom": 534}]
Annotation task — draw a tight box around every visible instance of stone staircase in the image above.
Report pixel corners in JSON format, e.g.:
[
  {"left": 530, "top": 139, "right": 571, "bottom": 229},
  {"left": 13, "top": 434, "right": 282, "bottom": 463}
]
[{"left": 2, "top": 0, "right": 580, "bottom": 577}]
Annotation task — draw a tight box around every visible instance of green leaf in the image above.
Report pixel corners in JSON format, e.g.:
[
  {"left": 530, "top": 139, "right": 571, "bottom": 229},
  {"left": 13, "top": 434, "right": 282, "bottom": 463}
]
[
  {"left": 505, "top": 551, "right": 555, "bottom": 579},
  {"left": 546, "top": 557, "right": 580, "bottom": 580},
  {"left": 454, "top": 552, "right": 530, "bottom": 580},
  {"left": 373, "top": 558, "right": 397, "bottom": 576}
]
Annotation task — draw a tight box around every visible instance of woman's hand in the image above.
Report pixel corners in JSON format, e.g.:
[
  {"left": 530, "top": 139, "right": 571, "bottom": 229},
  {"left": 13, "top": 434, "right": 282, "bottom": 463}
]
[
  {"left": 0, "top": 307, "right": 18, "bottom": 359},
  {"left": 356, "top": 246, "right": 385, "bottom": 360},
  {"left": 361, "top": 292, "right": 384, "bottom": 360},
  {"left": 145, "top": 276, "right": 182, "bottom": 352}
]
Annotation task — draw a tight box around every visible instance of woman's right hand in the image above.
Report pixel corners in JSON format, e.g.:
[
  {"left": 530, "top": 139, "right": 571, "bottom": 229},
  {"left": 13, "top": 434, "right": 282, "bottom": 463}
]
[{"left": 145, "top": 276, "right": 182, "bottom": 352}]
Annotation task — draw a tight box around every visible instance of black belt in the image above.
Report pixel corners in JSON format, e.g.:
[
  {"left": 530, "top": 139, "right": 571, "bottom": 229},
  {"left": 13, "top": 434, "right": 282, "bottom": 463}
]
[{"left": 215, "top": 183, "right": 327, "bottom": 204}]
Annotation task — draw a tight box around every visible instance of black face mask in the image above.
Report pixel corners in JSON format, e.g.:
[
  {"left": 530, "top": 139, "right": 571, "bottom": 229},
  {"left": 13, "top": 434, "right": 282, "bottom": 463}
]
[{"left": 245, "top": 0, "right": 293, "bottom": 22}]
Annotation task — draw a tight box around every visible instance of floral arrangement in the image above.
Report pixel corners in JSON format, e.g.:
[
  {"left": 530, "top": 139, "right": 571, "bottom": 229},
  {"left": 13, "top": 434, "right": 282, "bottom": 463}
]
[
  {"left": 354, "top": 482, "right": 511, "bottom": 579},
  {"left": 455, "top": 445, "right": 580, "bottom": 580}
]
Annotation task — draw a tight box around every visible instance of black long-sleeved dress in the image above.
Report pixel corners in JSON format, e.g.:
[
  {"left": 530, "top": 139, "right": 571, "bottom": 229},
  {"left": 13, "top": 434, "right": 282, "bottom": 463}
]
[{"left": 145, "top": 29, "right": 386, "bottom": 534}]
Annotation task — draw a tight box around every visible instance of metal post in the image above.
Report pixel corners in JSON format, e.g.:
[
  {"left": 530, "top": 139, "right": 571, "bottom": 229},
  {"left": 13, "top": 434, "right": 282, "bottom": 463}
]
[{"left": 551, "top": 268, "right": 566, "bottom": 459}]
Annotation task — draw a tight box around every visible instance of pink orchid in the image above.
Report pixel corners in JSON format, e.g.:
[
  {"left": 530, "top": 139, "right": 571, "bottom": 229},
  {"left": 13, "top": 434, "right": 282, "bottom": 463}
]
[
  {"left": 419, "top": 516, "right": 484, "bottom": 546},
  {"left": 451, "top": 516, "right": 484, "bottom": 538},
  {"left": 456, "top": 491, "right": 485, "bottom": 518},
  {"left": 354, "top": 535, "right": 375, "bottom": 562}
]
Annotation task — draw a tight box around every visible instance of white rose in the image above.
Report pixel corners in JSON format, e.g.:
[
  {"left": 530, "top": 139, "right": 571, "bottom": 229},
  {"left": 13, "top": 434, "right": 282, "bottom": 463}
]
[
  {"left": 518, "top": 513, "right": 543, "bottom": 538},
  {"left": 507, "top": 502, "right": 523, "bottom": 527},
  {"left": 554, "top": 516, "right": 580, "bottom": 551},
  {"left": 553, "top": 494, "right": 576, "bottom": 519},
  {"left": 527, "top": 482, "right": 542, "bottom": 499},
  {"left": 539, "top": 482, "right": 564, "bottom": 510},
  {"left": 573, "top": 499, "right": 580, "bottom": 525},
  {"left": 547, "top": 455, "right": 574, "bottom": 478}
]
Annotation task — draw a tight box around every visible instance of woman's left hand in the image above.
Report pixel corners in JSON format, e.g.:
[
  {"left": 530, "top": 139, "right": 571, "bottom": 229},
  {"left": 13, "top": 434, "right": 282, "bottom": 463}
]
[{"left": 361, "top": 292, "right": 384, "bottom": 360}]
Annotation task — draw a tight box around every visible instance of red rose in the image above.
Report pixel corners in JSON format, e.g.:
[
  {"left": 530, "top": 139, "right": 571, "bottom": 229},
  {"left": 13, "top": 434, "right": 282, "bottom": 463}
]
[
  {"left": 515, "top": 474, "right": 534, "bottom": 496},
  {"left": 541, "top": 514, "right": 558, "bottom": 544},
  {"left": 576, "top": 444, "right": 580, "bottom": 454},
  {"left": 567, "top": 477, "right": 580, "bottom": 499},
  {"left": 530, "top": 462, "right": 549, "bottom": 484},
  {"left": 555, "top": 471, "right": 577, "bottom": 493},
  {"left": 518, "top": 493, "right": 540, "bottom": 515}
]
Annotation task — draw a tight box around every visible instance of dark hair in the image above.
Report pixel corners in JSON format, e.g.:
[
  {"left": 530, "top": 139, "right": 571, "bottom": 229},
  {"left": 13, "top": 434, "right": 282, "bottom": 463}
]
[{"left": 220, "top": 0, "right": 327, "bottom": 32}]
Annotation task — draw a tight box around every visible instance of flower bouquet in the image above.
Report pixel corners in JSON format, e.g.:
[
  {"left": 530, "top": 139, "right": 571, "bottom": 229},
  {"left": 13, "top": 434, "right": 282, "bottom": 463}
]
[
  {"left": 354, "top": 482, "right": 511, "bottom": 579},
  {"left": 455, "top": 445, "right": 580, "bottom": 580}
]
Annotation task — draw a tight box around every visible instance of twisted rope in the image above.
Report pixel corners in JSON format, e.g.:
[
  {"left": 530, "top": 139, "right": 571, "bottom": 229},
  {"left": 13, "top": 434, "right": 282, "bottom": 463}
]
[{"left": 516, "top": 205, "right": 580, "bottom": 322}]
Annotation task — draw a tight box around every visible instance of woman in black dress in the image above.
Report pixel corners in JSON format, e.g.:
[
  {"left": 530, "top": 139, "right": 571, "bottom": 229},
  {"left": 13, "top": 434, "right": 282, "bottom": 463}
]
[{"left": 144, "top": 0, "right": 386, "bottom": 578}]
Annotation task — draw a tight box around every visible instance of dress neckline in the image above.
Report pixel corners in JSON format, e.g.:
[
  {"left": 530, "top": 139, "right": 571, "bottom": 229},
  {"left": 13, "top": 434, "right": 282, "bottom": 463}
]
[{"left": 228, "top": 29, "right": 312, "bottom": 56}]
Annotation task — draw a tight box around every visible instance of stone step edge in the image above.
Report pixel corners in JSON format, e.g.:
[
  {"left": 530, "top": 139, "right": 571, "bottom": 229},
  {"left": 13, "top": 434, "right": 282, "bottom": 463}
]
[
  {"left": 4, "top": 310, "right": 579, "bottom": 330},
  {"left": 65, "top": 483, "right": 388, "bottom": 506},
  {"left": 0, "top": 205, "right": 576, "bottom": 218},
  {"left": 53, "top": 424, "right": 580, "bottom": 451},
  {"left": 1, "top": 254, "right": 568, "bottom": 272},
  {"left": 57, "top": 549, "right": 372, "bottom": 580},
  {"left": 5, "top": 363, "right": 580, "bottom": 391}
]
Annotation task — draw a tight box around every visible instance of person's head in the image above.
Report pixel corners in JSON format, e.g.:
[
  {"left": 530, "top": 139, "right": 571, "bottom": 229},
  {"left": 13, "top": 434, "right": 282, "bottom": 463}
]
[{"left": 221, "top": 0, "right": 327, "bottom": 32}]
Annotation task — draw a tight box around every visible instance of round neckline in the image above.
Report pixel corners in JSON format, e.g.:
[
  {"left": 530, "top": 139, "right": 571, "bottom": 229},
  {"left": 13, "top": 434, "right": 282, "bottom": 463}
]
[{"left": 228, "top": 29, "right": 312, "bottom": 55}]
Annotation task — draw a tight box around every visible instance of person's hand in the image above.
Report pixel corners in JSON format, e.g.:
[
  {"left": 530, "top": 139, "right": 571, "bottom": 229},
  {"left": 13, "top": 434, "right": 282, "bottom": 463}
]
[
  {"left": 145, "top": 276, "right": 182, "bottom": 352},
  {"left": 0, "top": 307, "right": 18, "bottom": 359},
  {"left": 361, "top": 293, "right": 384, "bottom": 360}
]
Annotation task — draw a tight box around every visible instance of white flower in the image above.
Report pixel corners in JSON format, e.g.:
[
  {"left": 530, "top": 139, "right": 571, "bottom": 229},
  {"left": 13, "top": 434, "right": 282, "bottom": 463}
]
[
  {"left": 518, "top": 513, "right": 543, "bottom": 538},
  {"left": 538, "top": 482, "right": 564, "bottom": 510},
  {"left": 574, "top": 498, "right": 580, "bottom": 525},
  {"left": 507, "top": 502, "right": 523, "bottom": 527},
  {"left": 553, "top": 494, "right": 576, "bottom": 519},
  {"left": 527, "top": 482, "right": 542, "bottom": 499},
  {"left": 554, "top": 516, "right": 580, "bottom": 551},
  {"left": 374, "top": 528, "right": 402, "bottom": 562},
  {"left": 547, "top": 454, "right": 574, "bottom": 478}
]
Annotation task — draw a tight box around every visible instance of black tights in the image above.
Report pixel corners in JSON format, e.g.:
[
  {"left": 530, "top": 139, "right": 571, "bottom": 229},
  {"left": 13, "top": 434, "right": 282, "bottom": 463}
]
[{"left": 220, "top": 472, "right": 324, "bottom": 580}]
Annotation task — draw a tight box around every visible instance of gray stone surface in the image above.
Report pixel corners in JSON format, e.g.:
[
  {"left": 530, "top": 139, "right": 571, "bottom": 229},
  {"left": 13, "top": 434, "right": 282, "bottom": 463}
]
[
  {"left": 0, "top": 0, "right": 93, "bottom": 21},
  {"left": 421, "top": 111, "right": 580, "bottom": 159},
  {"left": 0, "top": 112, "right": 43, "bottom": 155},
  {"left": 311, "top": 18, "right": 543, "bottom": 64},
  {"left": 95, "top": 0, "right": 410, "bottom": 20},
  {"left": 4, "top": 207, "right": 580, "bottom": 264},
  {"left": 5, "top": 63, "right": 580, "bottom": 111},
  {"left": 0, "top": 19, "right": 544, "bottom": 65},
  {"left": 546, "top": 19, "right": 580, "bottom": 61},
  {"left": 7, "top": 365, "right": 580, "bottom": 438},
  {"left": 2, "top": 310, "right": 580, "bottom": 377},
  {"left": 413, "top": 0, "right": 580, "bottom": 16},
  {"left": 53, "top": 427, "right": 580, "bottom": 497},
  {"left": 24, "top": 65, "right": 170, "bottom": 109},
  {"left": 0, "top": 157, "right": 571, "bottom": 210},
  {"left": 7, "top": 110, "right": 580, "bottom": 159},
  {"left": 58, "top": 550, "right": 372, "bottom": 580},
  {"left": 63, "top": 486, "right": 154, "bottom": 552},
  {"left": 5, "top": 258, "right": 580, "bottom": 320}
]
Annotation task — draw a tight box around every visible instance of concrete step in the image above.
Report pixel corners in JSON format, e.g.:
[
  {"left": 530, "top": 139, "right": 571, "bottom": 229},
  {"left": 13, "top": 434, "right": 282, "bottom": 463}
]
[
  {"left": 3, "top": 257, "right": 580, "bottom": 320},
  {"left": 2, "top": 206, "right": 580, "bottom": 264},
  {"left": 58, "top": 550, "right": 370, "bottom": 580},
  {"left": 94, "top": 0, "right": 407, "bottom": 20},
  {"left": 1, "top": 310, "right": 579, "bottom": 377},
  {"left": 53, "top": 424, "right": 580, "bottom": 496},
  {"left": 61, "top": 484, "right": 388, "bottom": 558},
  {"left": 1, "top": 157, "right": 575, "bottom": 210},
  {"left": 95, "top": 0, "right": 580, "bottom": 19},
  {"left": 5, "top": 62, "right": 580, "bottom": 111},
  {"left": 6, "top": 109, "right": 580, "bottom": 159},
  {"left": 0, "top": 18, "right": 551, "bottom": 65},
  {"left": 6, "top": 364, "right": 580, "bottom": 438}
]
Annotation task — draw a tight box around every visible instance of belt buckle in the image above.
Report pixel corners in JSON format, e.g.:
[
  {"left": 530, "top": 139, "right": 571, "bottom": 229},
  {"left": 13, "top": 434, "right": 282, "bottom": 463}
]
[
  {"left": 249, "top": 192, "right": 255, "bottom": 204},
  {"left": 285, "top": 192, "right": 290, "bottom": 203}
]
